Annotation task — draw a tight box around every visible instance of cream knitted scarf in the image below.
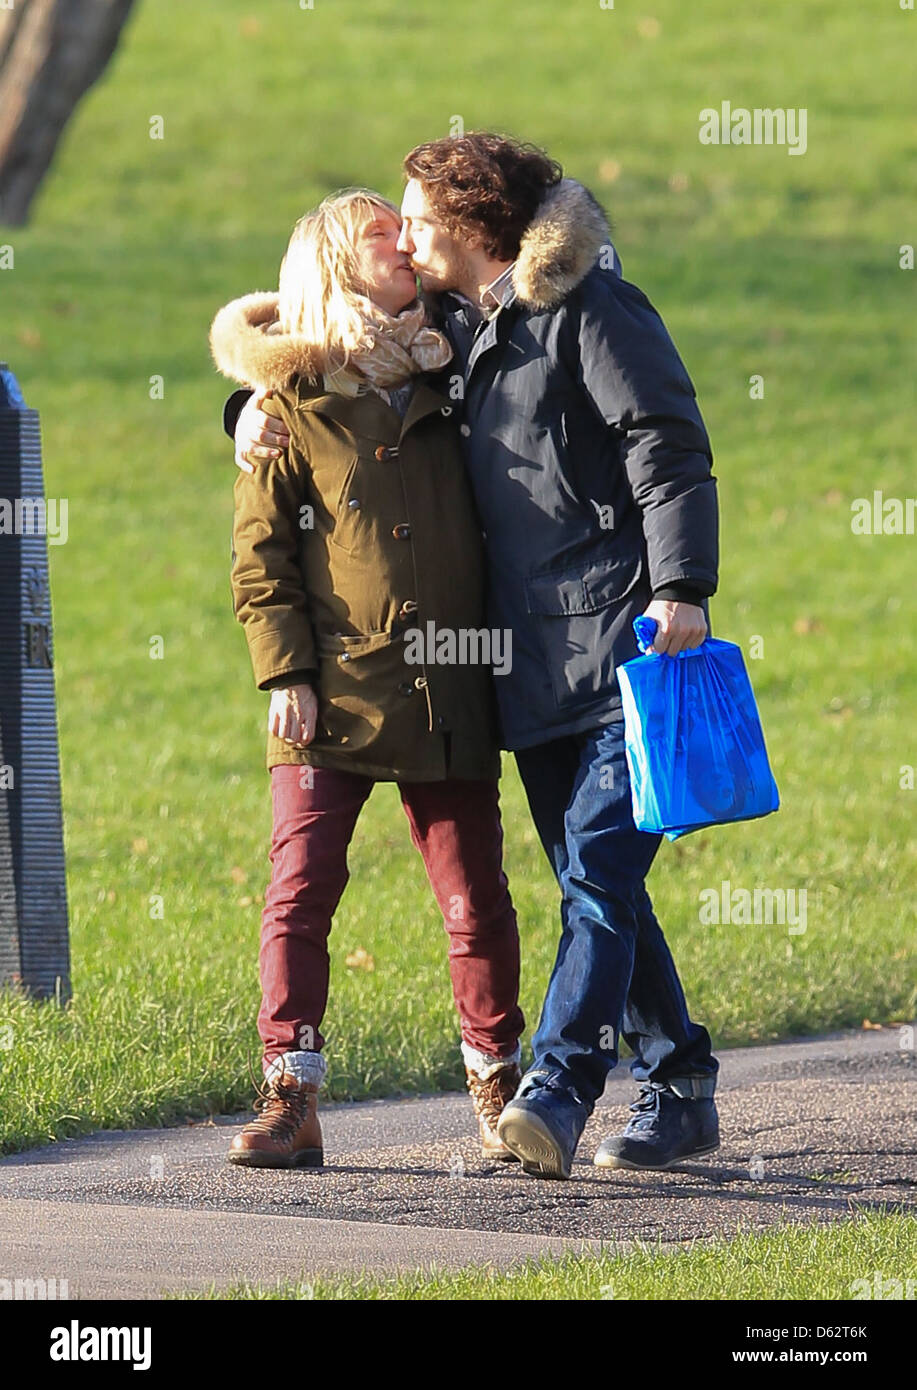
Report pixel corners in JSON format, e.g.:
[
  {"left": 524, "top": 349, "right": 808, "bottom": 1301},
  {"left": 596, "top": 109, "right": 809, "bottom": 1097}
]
[{"left": 324, "top": 295, "right": 453, "bottom": 397}]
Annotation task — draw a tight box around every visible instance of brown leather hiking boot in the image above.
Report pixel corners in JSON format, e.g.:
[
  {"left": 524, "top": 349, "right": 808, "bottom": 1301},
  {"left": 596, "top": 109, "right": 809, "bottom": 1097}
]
[
  {"left": 228, "top": 1071, "right": 323, "bottom": 1169},
  {"left": 465, "top": 1062, "right": 522, "bottom": 1161}
]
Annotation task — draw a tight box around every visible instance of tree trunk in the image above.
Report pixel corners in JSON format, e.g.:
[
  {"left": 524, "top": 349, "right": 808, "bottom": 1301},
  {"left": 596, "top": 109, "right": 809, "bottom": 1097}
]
[{"left": 0, "top": 0, "right": 137, "bottom": 226}]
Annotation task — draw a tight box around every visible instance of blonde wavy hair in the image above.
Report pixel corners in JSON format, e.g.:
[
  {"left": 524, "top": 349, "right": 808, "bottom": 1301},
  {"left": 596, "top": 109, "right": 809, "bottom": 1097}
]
[{"left": 278, "top": 188, "right": 403, "bottom": 369}]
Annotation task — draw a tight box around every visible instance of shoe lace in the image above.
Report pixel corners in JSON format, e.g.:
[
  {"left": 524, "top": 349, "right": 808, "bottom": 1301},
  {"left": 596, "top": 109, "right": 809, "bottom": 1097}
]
[
  {"left": 625, "top": 1083, "right": 665, "bottom": 1132},
  {"left": 520, "top": 1072, "right": 585, "bottom": 1107},
  {"left": 470, "top": 1073, "right": 499, "bottom": 1105},
  {"left": 251, "top": 1084, "right": 309, "bottom": 1139},
  {"left": 466, "top": 1067, "right": 517, "bottom": 1125},
  {"left": 245, "top": 1051, "right": 310, "bottom": 1141}
]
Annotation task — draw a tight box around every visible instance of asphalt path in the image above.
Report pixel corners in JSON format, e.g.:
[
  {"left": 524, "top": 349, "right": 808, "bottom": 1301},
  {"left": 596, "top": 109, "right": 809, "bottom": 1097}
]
[{"left": 0, "top": 1029, "right": 913, "bottom": 1298}]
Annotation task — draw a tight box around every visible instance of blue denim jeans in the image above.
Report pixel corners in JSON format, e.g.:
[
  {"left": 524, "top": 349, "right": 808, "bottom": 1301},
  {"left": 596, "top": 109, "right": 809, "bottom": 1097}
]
[{"left": 514, "top": 718, "right": 717, "bottom": 1110}]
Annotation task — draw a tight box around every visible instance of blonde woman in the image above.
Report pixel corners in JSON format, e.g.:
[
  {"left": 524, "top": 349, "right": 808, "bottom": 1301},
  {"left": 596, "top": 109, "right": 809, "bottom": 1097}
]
[{"left": 210, "top": 191, "right": 524, "bottom": 1169}]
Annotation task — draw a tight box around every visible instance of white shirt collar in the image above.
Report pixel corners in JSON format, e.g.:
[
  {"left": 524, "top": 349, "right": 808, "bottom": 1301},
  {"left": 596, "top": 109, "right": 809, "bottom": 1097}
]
[{"left": 480, "top": 263, "right": 517, "bottom": 316}]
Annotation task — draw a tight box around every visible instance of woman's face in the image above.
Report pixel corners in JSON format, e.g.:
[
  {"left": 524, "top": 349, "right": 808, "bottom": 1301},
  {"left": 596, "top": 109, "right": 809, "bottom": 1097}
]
[{"left": 354, "top": 208, "right": 419, "bottom": 316}]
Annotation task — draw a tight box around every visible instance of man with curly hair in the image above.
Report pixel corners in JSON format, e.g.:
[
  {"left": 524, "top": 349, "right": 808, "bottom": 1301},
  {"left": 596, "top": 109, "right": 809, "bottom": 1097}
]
[
  {"left": 397, "top": 133, "right": 720, "bottom": 1180},
  {"left": 231, "top": 132, "right": 721, "bottom": 1181}
]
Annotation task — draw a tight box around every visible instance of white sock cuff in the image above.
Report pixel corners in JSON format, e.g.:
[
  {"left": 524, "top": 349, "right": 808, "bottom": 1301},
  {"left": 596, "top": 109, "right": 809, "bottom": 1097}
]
[
  {"left": 265, "top": 1050, "right": 327, "bottom": 1089},
  {"left": 462, "top": 1041, "right": 521, "bottom": 1079}
]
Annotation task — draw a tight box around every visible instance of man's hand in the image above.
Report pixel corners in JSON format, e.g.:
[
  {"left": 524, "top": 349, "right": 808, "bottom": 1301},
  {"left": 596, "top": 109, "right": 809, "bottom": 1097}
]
[
  {"left": 235, "top": 390, "right": 291, "bottom": 474},
  {"left": 268, "top": 683, "right": 319, "bottom": 747},
  {"left": 642, "top": 600, "right": 707, "bottom": 656}
]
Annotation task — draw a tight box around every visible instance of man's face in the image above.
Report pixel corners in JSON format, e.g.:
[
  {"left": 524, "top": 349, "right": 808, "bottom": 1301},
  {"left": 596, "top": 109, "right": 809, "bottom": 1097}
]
[{"left": 397, "top": 178, "right": 474, "bottom": 294}]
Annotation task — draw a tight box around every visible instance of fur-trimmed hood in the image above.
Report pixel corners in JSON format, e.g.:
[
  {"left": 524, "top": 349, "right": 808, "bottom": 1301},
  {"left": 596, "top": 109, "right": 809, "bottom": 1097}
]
[
  {"left": 210, "top": 290, "right": 452, "bottom": 393},
  {"left": 210, "top": 290, "right": 320, "bottom": 391},
  {"left": 512, "top": 178, "right": 611, "bottom": 312}
]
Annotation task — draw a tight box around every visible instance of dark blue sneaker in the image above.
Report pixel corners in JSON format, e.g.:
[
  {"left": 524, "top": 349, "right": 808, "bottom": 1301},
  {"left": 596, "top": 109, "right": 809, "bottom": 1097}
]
[
  {"left": 496, "top": 1071, "right": 589, "bottom": 1180},
  {"left": 593, "top": 1083, "right": 720, "bottom": 1170}
]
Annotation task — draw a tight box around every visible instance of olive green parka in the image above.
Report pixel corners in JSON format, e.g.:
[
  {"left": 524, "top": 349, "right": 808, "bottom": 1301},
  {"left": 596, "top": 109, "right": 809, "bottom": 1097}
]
[{"left": 210, "top": 292, "right": 500, "bottom": 781}]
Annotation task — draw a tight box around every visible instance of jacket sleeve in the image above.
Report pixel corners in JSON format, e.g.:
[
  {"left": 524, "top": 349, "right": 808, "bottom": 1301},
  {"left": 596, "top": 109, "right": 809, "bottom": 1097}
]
[
  {"left": 223, "top": 389, "right": 253, "bottom": 440},
  {"left": 230, "top": 392, "right": 319, "bottom": 689},
  {"left": 567, "top": 277, "right": 719, "bottom": 598}
]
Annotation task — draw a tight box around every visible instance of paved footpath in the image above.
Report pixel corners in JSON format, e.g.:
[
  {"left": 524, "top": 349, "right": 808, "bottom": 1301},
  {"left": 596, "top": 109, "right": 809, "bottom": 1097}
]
[{"left": 0, "top": 1029, "right": 913, "bottom": 1298}]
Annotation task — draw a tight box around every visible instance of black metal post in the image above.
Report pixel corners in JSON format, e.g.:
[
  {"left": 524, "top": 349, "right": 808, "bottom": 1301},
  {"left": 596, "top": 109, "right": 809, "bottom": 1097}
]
[{"left": 0, "top": 363, "right": 70, "bottom": 1002}]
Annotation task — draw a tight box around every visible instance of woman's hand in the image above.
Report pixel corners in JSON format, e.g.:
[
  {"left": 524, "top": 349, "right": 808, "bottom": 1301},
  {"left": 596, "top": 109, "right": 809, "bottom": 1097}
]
[
  {"left": 235, "top": 390, "right": 291, "bottom": 474},
  {"left": 268, "top": 683, "right": 319, "bottom": 747}
]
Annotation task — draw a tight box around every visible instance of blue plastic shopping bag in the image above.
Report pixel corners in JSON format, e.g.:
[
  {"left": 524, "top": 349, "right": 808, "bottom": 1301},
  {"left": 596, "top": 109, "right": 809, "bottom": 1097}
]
[{"left": 618, "top": 617, "right": 779, "bottom": 839}]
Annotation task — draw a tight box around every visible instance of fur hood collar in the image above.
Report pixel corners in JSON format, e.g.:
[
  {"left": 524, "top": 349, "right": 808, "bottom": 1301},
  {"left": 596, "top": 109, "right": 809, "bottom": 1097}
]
[
  {"left": 512, "top": 178, "right": 611, "bottom": 312},
  {"left": 209, "top": 291, "right": 450, "bottom": 393},
  {"left": 210, "top": 291, "right": 322, "bottom": 392}
]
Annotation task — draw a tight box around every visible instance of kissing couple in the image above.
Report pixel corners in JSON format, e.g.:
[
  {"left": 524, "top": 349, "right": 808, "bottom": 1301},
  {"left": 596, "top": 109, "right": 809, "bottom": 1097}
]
[{"left": 210, "top": 131, "right": 720, "bottom": 1181}]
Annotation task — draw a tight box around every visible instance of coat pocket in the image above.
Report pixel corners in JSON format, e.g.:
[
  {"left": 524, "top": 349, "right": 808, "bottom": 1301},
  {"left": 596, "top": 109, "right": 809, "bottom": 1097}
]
[
  {"left": 318, "top": 629, "right": 395, "bottom": 658},
  {"left": 312, "top": 628, "right": 421, "bottom": 757},
  {"left": 327, "top": 456, "right": 364, "bottom": 556},
  {"left": 524, "top": 552, "right": 645, "bottom": 709}
]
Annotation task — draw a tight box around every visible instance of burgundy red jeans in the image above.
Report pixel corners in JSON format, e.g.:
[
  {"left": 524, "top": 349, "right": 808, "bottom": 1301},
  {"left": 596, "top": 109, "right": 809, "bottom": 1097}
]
[{"left": 258, "top": 764, "right": 524, "bottom": 1070}]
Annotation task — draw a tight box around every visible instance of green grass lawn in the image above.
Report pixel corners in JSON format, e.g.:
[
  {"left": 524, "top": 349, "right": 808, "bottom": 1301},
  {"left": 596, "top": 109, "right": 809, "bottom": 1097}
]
[
  {"left": 180, "top": 1209, "right": 916, "bottom": 1301},
  {"left": 0, "top": 0, "right": 914, "bottom": 1154}
]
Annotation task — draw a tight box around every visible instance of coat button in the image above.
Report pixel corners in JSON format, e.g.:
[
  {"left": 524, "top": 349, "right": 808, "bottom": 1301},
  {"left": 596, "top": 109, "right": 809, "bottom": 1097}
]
[
  {"left": 413, "top": 675, "right": 428, "bottom": 690},
  {"left": 392, "top": 523, "right": 411, "bottom": 540},
  {"left": 375, "top": 444, "right": 398, "bottom": 461},
  {"left": 399, "top": 600, "right": 418, "bottom": 618},
  {"left": 398, "top": 681, "right": 414, "bottom": 697},
  {"left": 347, "top": 498, "right": 361, "bottom": 510},
  {"left": 460, "top": 424, "right": 471, "bottom": 437},
  {"left": 339, "top": 653, "right": 351, "bottom": 663}
]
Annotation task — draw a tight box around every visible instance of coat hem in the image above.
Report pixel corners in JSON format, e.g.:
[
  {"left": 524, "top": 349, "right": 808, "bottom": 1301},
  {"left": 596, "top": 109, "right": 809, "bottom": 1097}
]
[
  {"left": 502, "top": 699, "right": 624, "bottom": 752},
  {"left": 265, "top": 746, "right": 501, "bottom": 783}
]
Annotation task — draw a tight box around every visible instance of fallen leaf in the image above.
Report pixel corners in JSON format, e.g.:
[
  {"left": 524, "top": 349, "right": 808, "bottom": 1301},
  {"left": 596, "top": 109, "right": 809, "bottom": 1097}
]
[
  {"left": 230, "top": 866, "right": 247, "bottom": 884},
  {"left": 345, "top": 948, "right": 375, "bottom": 972},
  {"left": 132, "top": 837, "right": 148, "bottom": 854},
  {"left": 861, "top": 1019, "right": 883, "bottom": 1030}
]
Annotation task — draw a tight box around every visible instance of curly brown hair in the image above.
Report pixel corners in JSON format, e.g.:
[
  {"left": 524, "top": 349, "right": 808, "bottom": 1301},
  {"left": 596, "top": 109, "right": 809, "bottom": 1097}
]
[{"left": 403, "top": 132, "right": 563, "bottom": 262}]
